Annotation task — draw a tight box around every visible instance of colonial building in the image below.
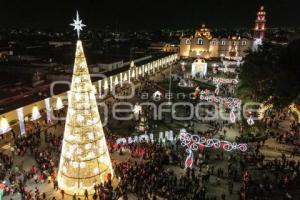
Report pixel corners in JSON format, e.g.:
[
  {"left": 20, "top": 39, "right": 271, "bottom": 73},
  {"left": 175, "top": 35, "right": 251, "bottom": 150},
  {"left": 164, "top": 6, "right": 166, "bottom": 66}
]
[
  {"left": 179, "top": 24, "right": 252, "bottom": 58},
  {"left": 180, "top": 6, "right": 266, "bottom": 58}
]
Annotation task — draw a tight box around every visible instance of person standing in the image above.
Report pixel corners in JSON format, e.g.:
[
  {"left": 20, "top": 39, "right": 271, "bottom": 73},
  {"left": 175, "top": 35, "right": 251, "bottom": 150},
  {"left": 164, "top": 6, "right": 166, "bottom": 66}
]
[
  {"left": 0, "top": 189, "right": 3, "bottom": 200},
  {"left": 72, "top": 193, "right": 77, "bottom": 200},
  {"left": 53, "top": 180, "right": 58, "bottom": 190},
  {"left": 84, "top": 189, "right": 88, "bottom": 200},
  {"left": 61, "top": 189, "right": 65, "bottom": 200}
]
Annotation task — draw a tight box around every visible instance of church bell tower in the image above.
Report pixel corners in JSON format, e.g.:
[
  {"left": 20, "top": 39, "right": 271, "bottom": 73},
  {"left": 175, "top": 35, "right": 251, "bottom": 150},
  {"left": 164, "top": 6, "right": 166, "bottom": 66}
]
[
  {"left": 254, "top": 6, "right": 266, "bottom": 40},
  {"left": 253, "top": 6, "right": 266, "bottom": 51}
]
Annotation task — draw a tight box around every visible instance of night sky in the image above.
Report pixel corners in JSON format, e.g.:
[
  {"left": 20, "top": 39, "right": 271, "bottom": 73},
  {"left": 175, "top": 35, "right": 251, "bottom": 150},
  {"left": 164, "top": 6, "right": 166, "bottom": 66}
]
[{"left": 1, "top": 0, "right": 300, "bottom": 30}]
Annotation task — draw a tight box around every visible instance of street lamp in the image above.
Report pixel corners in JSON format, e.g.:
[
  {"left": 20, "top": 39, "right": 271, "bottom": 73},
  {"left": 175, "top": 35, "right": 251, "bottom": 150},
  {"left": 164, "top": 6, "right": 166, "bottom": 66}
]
[
  {"left": 180, "top": 61, "right": 187, "bottom": 78},
  {"left": 153, "top": 91, "right": 162, "bottom": 101},
  {"left": 54, "top": 97, "right": 64, "bottom": 111},
  {"left": 0, "top": 116, "right": 11, "bottom": 135},
  {"left": 31, "top": 106, "right": 41, "bottom": 121},
  {"left": 133, "top": 103, "right": 142, "bottom": 120}
]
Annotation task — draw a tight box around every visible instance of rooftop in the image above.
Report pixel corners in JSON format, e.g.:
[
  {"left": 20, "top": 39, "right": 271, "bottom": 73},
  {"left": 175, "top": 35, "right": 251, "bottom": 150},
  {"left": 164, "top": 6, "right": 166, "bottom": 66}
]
[{"left": 0, "top": 51, "right": 175, "bottom": 114}]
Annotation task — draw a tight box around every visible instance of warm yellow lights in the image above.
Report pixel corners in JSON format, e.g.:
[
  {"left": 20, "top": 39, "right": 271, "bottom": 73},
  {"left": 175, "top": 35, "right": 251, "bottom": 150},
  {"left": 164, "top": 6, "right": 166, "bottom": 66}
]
[
  {"left": 289, "top": 103, "right": 300, "bottom": 123},
  {"left": 257, "top": 103, "right": 299, "bottom": 123},
  {"left": 55, "top": 97, "right": 64, "bottom": 110},
  {"left": 258, "top": 103, "right": 273, "bottom": 120},
  {"left": 92, "top": 85, "right": 97, "bottom": 94},
  {"left": 133, "top": 104, "right": 142, "bottom": 114},
  {"left": 103, "top": 79, "right": 109, "bottom": 90},
  {"left": 114, "top": 76, "right": 119, "bottom": 85},
  {"left": 31, "top": 106, "right": 41, "bottom": 121},
  {"left": 57, "top": 40, "right": 114, "bottom": 196},
  {"left": 195, "top": 24, "right": 212, "bottom": 40},
  {"left": 132, "top": 69, "right": 135, "bottom": 79},
  {"left": 0, "top": 116, "right": 11, "bottom": 134},
  {"left": 123, "top": 73, "right": 128, "bottom": 81}
]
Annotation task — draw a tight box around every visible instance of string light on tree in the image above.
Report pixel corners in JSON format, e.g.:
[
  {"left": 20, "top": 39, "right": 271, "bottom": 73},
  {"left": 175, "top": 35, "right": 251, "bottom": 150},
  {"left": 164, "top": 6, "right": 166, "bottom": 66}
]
[{"left": 57, "top": 12, "right": 114, "bottom": 196}]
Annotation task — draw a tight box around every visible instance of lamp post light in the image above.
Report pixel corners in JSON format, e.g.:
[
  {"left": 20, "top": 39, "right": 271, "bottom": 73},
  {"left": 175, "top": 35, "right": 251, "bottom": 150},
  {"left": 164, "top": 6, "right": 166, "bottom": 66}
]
[
  {"left": 0, "top": 116, "right": 11, "bottom": 135},
  {"left": 133, "top": 103, "right": 142, "bottom": 121},
  {"left": 31, "top": 106, "right": 41, "bottom": 121},
  {"left": 54, "top": 97, "right": 64, "bottom": 111}
]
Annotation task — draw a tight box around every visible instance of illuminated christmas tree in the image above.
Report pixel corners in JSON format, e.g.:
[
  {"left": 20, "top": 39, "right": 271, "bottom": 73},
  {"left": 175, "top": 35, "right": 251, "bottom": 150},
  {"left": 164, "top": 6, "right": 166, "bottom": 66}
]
[{"left": 57, "top": 12, "right": 114, "bottom": 195}]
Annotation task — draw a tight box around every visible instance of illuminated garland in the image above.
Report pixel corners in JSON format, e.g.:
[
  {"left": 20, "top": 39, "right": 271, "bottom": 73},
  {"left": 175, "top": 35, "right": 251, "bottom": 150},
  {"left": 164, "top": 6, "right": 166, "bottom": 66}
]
[
  {"left": 199, "top": 92, "right": 242, "bottom": 110},
  {"left": 213, "top": 77, "right": 238, "bottom": 85},
  {"left": 229, "top": 108, "right": 236, "bottom": 123},
  {"left": 178, "top": 79, "right": 196, "bottom": 88},
  {"left": 179, "top": 129, "right": 247, "bottom": 169},
  {"left": 221, "top": 58, "right": 244, "bottom": 67},
  {"left": 217, "top": 67, "right": 236, "bottom": 73},
  {"left": 247, "top": 115, "right": 255, "bottom": 125},
  {"left": 214, "top": 84, "right": 220, "bottom": 95}
]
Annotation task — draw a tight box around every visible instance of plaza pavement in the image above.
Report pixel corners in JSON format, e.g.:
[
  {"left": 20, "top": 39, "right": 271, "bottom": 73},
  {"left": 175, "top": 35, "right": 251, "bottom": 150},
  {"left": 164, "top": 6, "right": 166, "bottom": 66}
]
[{"left": 2, "top": 63, "right": 300, "bottom": 199}]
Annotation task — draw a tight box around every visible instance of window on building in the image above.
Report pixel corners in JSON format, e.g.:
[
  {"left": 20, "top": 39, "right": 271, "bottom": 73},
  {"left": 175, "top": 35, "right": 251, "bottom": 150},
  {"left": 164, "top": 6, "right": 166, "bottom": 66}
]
[
  {"left": 242, "top": 41, "right": 247, "bottom": 46},
  {"left": 185, "top": 39, "right": 191, "bottom": 45},
  {"left": 221, "top": 40, "right": 226, "bottom": 45},
  {"left": 211, "top": 40, "right": 217, "bottom": 45},
  {"left": 198, "top": 38, "right": 204, "bottom": 45}
]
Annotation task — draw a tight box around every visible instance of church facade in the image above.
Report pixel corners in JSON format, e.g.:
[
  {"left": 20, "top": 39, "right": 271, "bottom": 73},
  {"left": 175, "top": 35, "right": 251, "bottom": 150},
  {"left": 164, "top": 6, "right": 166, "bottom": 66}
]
[{"left": 179, "top": 7, "right": 266, "bottom": 58}]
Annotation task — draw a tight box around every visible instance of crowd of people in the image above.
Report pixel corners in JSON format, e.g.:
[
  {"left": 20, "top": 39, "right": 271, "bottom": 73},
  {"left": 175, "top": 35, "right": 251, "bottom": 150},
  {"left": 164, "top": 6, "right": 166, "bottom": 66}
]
[
  {"left": 241, "top": 148, "right": 300, "bottom": 199},
  {"left": 0, "top": 117, "right": 64, "bottom": 200},
  {"left": 262, "top": 108, "right": 300, "bottom": 145},
  {"left": 0, "top": 62, "right": 299, "bottom": 200}
]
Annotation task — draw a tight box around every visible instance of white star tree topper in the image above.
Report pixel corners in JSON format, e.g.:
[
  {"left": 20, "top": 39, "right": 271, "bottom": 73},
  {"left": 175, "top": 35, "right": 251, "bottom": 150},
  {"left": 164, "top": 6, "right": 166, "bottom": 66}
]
[{"left": 70, "top": 11, "right": 86, "bottom": 39}]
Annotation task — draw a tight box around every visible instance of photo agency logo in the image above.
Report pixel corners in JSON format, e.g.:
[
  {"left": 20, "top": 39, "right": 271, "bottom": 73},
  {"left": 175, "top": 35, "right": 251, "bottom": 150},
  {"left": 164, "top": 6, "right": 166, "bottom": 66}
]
[
  {"left": 49, "top": 74, "right": 262, "bottom": 124},
  {"left": 49, "top": 73, "right": 136, "bottom": 123},
  {"left": 112, "top": 101, "right": 262, "bottom": 122}
]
